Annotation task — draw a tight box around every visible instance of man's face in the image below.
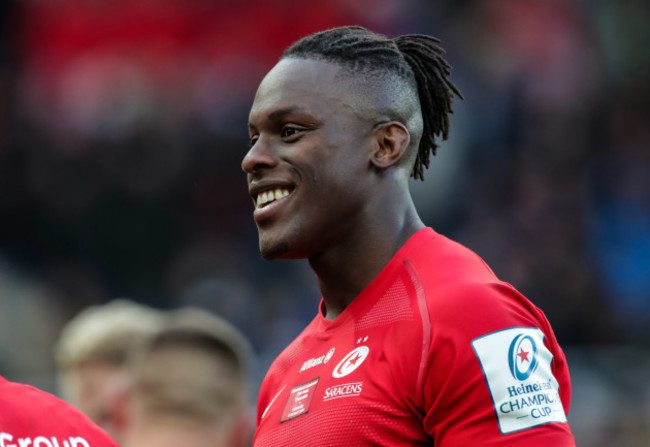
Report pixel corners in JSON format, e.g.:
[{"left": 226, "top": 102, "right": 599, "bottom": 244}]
[
  {"left": 243, "top": 58, "right": 376, "bottom": 260},
  {"left": 67, "top": 364, "right": 125, "bottom": 441}
]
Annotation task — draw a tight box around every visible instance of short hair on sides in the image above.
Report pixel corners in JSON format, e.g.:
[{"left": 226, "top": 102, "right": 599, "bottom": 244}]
[{"left": 282, "top": 25, "right": 463, "bottom": 181}]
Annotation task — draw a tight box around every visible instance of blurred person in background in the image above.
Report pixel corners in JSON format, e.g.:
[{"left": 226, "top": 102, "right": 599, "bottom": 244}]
[
  {"left": 55, "top": 299, "right": 164, "bottom": 444},
  {"left": 242, "top": 26, "right": 575, "bottom": 446},
  {"left": 119, "top": 307, "right": 254, "bottom": 447}
]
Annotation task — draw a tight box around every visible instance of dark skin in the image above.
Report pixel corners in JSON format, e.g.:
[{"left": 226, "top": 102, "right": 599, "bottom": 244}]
[{"left": 243, "top": 58, "right": 425, "bottom": 320}]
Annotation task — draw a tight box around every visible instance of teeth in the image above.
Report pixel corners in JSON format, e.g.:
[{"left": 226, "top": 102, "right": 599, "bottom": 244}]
[
  {"left": 275, "top": 188, "right": 289, "bottom": 199},
  {"left": 256, "top": 188, "right": 290, "bottom": 208}
]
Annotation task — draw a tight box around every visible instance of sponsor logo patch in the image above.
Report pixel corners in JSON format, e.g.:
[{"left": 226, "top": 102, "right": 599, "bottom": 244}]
[
  {"left": 323, "top": 382, "right": 363, "bottom": 402},
  {"left": 280, "top": 378, "right": 319, "bottom": 423},
  {"left": 472, "top": 327, "right": 567, "bottom": 434},
  {"left": 332, "top": 346, "right": 369, "bottom": 378},
  {"left": 299, "top": 348, "right": 335, "bottom": 373}
]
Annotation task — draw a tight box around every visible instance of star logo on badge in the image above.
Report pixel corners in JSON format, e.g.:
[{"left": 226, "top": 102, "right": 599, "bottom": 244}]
[
  {"left": 517, "top": 348, "right": 530, "bottom": 363},
  {"left": 348, "top": 352, "right": 362, "bottom": 365}
]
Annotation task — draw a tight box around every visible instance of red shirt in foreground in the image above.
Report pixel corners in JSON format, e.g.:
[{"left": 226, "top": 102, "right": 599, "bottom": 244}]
[
  {"left": 254, "top": 228, "right": 575, "bottom": 446},
  {"left": 0, "top": 375, "right": 119, "bottom": 447}
]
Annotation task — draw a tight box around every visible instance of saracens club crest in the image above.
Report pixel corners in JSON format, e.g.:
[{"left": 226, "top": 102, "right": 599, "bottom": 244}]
[{"left": 332, "top": 346, "right": 369, "bottom": 378}]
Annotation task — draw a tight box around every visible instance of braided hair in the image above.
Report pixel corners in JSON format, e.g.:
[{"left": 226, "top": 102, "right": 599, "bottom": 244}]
[{"left": 282, "top": 26, "right": 462, "bottom": 180}]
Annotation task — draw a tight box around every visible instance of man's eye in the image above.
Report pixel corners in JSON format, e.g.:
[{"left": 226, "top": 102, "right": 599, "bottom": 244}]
[
  {"left": 281, "top": 126, "right": 301, "bottom": 138},
  {"left": 249, "top": 135, "right": 259, "bottom": 147}
]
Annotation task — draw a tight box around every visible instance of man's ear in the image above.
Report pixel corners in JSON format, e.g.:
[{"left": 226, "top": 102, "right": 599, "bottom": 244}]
[{"left": 370, "top": 121, "right": 410, "bottom": 171}]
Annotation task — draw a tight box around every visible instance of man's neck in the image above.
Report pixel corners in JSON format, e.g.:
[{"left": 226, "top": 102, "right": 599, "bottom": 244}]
[{"left": 311, "top": 209, "right": 424, "bottom": 320}]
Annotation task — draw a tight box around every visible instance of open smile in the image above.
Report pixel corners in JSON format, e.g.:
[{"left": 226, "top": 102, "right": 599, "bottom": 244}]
[
  {"left": 255, "top": 187, "right": 292, "bottom": 209},
  {"left": 251, "top": 186, "right": 295, "bottom": 223}
]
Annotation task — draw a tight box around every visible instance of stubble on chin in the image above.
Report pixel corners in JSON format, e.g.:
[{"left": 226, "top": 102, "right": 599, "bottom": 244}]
[{"left": 259, "top": 239, "right": 291, "bottom": 260}]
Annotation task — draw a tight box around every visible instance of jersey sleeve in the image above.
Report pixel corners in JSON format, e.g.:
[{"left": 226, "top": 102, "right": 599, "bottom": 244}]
[{"left": 420, "top": 281, "right": 575, "bottom": 446}]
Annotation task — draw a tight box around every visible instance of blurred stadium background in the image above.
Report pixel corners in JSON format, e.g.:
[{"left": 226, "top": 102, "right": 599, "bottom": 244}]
[{"left": 0, "top": 0, "right": 648, "bottom": 445}]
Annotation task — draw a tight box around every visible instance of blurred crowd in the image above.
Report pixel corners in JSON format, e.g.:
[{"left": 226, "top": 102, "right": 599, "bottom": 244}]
[{"left": 0, "top": 0, "right": 648, "bottom": 445}]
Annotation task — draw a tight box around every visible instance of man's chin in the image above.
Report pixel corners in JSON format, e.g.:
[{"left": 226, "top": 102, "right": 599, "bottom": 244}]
[{"left": 259, "top": 240, "right": 292, "bottom": 260}]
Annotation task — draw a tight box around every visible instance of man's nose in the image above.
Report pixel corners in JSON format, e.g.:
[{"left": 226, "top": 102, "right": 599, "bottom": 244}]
[{"left": 242, "top": 135, "right": 277, "bottom": 174}]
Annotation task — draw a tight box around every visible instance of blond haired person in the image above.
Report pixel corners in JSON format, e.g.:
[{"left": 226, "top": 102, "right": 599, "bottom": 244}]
[
  {"left": 121, "top": 308, "right": 253, "bottom": 447},
  {"left": 56, "top": 299, "right": 164, "bottom": 443}
]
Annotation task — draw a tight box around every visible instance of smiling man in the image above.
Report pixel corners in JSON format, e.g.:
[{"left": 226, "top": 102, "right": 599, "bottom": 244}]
[{"left": 243, "top": 26, "right": 575, "bottom": 446}]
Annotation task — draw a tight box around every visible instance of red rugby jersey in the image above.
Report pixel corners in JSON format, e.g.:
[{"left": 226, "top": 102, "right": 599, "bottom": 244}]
[
  {"left": 254, "top": 228, "right": 575, "bottom": 446},
  {"left": 0, "top": 375, "right": 119, "bottom": 447}
]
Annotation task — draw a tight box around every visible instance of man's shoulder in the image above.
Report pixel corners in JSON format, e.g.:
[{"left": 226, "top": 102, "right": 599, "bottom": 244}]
[
  {"left": 0, "top": 377, "right": 118, "bottom": 446},
  {"left": 406, "top": 228, "right": 499, "bottom": 284},
  {"left": 403, "top": 231, "right": 543, "bottom": 331},
  {"left": 405, "top": 233, "right": 502, "bottom": 307},
  {"left": 0, "top": 378, "right": 67, "bottom": 415}
]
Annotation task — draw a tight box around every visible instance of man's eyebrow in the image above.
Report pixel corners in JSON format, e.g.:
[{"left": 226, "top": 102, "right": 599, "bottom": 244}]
[
  {"left": 268, "top": 106, "right": 305, "bottom": 121},
  {"left": 249, "top": 106, "right": 313, "bottom": 130}
]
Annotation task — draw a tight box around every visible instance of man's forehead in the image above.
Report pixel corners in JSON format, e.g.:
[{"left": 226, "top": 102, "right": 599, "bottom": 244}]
[
  {"left": 251, "top": 57, "right": 389, "bottom": 121},
  {"left": 252, "top": 59, "right": 346, "bottom": 108},
  {"left": 261, "top": 58, "right": 346, "bottom": 90}
]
